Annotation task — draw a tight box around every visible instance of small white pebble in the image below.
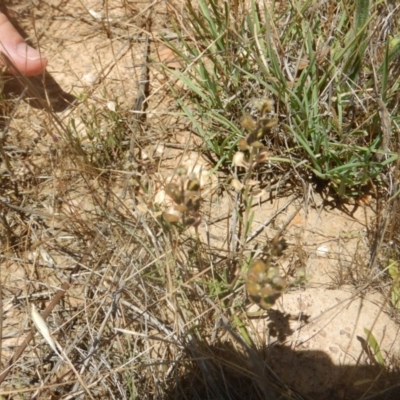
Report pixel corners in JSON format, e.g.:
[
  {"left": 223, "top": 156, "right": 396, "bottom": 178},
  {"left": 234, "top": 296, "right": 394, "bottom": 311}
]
[
  {"left": 316, "top": 245, "right": 329, "bottom": 256},
  {"left": 107, "top": 101, "right": 116, "bottom": 112},
  {"left": 88, "top": 9, "right": 103, "bottom": 20},
  {"left": 155, "top": 144, "right": 165, "bottom": 154},
  {"left": 82, "top": 73, "right": 97, "bottom": 85}
]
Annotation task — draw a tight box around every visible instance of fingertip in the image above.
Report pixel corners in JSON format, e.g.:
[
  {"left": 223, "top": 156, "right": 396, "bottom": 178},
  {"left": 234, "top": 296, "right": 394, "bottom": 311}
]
[
  {"left": 1, "top": 49, "right": 47, "bottom": 76},
  {"left": 0, "top": 13, "right": 47, "bottom": 76}
]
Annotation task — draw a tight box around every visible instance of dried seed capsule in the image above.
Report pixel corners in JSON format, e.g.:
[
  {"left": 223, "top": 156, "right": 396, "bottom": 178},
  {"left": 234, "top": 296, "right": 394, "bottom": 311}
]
[
  {"left": 165, "top": 183, "right": 183, "bottom": 204},
  {"left": 246, "top": 259, "right": 286, "bottom": 310}
]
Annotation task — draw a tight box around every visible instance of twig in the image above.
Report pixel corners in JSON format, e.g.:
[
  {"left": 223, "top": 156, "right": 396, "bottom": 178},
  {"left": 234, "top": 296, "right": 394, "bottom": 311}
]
[
  {"left": 0, "top": 196, "right": 53, "bottom": 218},
  {"left": 246, "top": 197, "right": 299, "bottom": 243},
  {"left": 128, "top": 31, "right": 150, "bottom": 162},
  {"left": 121, "top": 11, "right": 152, "bottom": 199}
]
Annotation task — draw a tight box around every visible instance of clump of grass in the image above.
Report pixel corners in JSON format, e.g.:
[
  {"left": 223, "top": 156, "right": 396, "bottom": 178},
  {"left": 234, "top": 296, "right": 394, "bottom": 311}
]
[{"left": 164, "top": 0, "right": 399, "bottom": 198}]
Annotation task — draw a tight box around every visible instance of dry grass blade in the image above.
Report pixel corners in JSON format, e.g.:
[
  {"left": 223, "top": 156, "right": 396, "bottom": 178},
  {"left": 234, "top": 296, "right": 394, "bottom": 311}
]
[
  {"left": 377, "top": 98, "right": 392, "bottom": 160},
  {"left": 31, "top": 304, "right": 60, "bottom": 357}
]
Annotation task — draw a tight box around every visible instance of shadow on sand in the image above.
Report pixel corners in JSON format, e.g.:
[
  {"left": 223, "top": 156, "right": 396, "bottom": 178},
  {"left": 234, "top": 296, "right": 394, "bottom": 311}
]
[{"left": 164, "top": 315, "right": 400, "bottom": 400}]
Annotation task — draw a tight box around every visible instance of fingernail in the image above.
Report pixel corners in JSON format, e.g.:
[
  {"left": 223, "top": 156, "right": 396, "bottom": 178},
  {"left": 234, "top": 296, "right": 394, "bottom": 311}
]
[{"left": 17, "top": 42, "right": 46, "bottom": 61}]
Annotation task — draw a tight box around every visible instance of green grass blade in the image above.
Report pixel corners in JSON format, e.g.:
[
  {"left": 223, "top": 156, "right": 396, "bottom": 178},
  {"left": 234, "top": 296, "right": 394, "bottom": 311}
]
[{"left": 364, "top": 328, "right": 385, "bottom": 366}]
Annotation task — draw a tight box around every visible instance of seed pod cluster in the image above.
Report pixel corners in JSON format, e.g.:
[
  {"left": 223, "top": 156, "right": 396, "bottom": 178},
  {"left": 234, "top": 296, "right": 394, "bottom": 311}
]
[
  {"left": 246, "top": 237, "right": 288, "bottom": 309},
  {"left": 162, "top": 172, "right": 202, "bottom": 228}
]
